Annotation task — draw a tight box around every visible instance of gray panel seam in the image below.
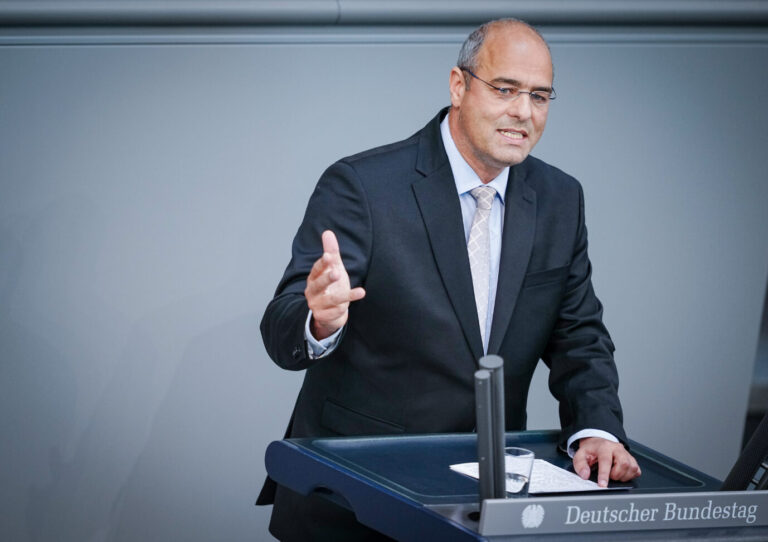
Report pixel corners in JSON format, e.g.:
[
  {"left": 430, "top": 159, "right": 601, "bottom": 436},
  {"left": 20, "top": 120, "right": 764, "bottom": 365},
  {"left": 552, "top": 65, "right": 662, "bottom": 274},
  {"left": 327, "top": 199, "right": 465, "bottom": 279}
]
[
  {"left": 2, "top": 1, "right": 768, "bottom": 27},
  {"left": 2, "top": 29, "right": 768, "bottom": 47}
]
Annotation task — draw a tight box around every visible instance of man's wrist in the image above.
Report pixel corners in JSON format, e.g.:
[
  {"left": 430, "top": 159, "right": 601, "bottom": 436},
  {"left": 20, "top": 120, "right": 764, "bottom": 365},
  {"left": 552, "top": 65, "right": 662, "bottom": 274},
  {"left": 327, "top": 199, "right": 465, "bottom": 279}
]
[
  {"left": 305, "top": 311, "right": 343, "bottom": 358},
  {"left": 567, "top": 429, "right": 619, "bottom": 457},
  {"left": 310, "top": 317, "right": 340, "bottom": 341}
]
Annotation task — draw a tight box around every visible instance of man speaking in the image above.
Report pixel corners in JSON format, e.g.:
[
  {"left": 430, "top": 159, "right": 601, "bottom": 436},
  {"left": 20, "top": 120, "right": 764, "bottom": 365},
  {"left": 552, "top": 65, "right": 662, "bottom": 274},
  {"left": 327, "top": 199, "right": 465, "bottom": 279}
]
[{"left": 259, "top": 18, "right": 641, "bottom": 541}]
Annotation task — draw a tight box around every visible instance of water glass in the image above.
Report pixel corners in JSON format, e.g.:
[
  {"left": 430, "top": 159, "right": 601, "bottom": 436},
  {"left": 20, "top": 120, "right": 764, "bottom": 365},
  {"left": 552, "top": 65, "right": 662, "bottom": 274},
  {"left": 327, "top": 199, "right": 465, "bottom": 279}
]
[{"left": 504, "top": 447, "right": 535, "bottom": 496}]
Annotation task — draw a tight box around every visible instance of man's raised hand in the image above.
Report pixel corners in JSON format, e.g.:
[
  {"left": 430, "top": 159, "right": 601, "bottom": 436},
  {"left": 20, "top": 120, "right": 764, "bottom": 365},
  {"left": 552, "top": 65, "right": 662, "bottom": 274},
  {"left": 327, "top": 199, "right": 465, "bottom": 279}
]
[{"left": 304, "top": 230, "right": 366, "bottom": 340}]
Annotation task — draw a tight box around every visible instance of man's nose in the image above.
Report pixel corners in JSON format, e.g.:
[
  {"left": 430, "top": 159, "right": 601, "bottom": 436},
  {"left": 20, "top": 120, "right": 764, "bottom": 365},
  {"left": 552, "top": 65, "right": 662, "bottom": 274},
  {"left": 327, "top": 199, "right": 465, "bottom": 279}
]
[{"left": 506, "top": 93, "right": 532, "bottom": 121}]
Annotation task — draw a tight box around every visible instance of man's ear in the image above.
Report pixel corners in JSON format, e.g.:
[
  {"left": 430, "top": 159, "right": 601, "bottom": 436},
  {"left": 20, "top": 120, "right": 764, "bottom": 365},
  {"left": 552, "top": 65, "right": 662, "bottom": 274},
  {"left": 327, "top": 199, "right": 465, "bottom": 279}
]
[{"left": 449, "top": 67, "right": 466, "bottom": 108}]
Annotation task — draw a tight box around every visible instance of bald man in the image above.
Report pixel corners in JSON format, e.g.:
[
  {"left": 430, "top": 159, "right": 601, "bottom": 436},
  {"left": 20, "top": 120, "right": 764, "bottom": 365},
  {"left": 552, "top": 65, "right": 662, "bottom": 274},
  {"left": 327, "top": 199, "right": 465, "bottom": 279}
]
[{"left": 259, "top": 18, "right": 640, "bottom": 541}]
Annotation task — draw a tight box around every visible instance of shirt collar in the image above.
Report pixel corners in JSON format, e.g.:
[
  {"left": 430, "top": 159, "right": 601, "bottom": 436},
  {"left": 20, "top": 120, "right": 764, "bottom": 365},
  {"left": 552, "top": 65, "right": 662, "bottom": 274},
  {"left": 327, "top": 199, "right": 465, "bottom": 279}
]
[{"left": 440, "top": 111, "right": 508, "bottom": 203}]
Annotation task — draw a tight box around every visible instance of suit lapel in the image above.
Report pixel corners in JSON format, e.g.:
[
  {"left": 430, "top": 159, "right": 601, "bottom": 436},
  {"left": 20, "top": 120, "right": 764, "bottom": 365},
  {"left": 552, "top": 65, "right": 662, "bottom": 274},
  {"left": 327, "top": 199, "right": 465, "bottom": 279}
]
[
  {"left": 412, "top": 110, "right": 485, "bottom": 361},
  {"left": 488, "top": 162, "right": 537, "bottom": 353},
  {"left": 412, "top": 166, "right": 485, "bottom": 362}
]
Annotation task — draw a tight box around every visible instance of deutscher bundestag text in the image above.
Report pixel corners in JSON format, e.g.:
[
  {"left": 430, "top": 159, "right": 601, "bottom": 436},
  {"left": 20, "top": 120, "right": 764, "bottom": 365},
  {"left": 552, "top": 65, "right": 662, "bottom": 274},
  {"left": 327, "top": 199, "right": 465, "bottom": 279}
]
[{"left": 565, "top": 501, "right": 758, "bottom": 525}]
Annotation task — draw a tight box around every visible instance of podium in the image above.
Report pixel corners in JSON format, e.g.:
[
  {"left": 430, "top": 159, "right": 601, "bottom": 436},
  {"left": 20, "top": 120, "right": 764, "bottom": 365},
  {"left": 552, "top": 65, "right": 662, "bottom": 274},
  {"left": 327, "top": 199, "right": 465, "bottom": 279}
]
[{"left": 264, "top": 431, "right": 768, "bottom": 540}]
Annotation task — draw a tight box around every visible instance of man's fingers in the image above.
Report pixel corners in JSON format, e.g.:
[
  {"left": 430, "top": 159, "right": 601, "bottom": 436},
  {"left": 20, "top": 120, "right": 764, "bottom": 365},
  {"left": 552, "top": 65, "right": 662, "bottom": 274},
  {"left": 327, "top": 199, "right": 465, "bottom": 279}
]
[
  {"left": 611, "top": 455, "right": 642, "bottom": 482},
  {"left": 312, "top": 231, "right": 344, "bottom": 283},
  {"left": 306, "top": 266, "right": 364, "bottom": 307},
  {"left": 596, "top": 449, "right": 614, "bottom": 488},
  {"left": 306, "top": 260, "right": 336, "bottom": 295},
  {"left": 321, "top": 230, "right": 340, "bottom": 256},
  {"left": 573, "top": 438, "right": 642, "bottom": 486},
  {"left": 307, "top": 251, "right": 332, "bottom": 281},
  {"left": 349, "top": 287, "right": 366, "bottom": 302},
  {"left": 572, "top": 450, "right": 592, "bottom": 480},
  {"left": 323, "top": 285, "right": 365, "bottom": 307},
  {"left": 610, "top": 455, "right": 629, "bottom": 481}
]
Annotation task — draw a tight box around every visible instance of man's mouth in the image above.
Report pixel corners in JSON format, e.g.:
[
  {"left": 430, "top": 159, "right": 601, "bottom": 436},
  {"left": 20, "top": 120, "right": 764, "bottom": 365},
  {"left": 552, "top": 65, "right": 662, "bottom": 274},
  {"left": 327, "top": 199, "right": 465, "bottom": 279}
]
[{"left": 498, "top": 129, "right": 526, "bottom": 140}]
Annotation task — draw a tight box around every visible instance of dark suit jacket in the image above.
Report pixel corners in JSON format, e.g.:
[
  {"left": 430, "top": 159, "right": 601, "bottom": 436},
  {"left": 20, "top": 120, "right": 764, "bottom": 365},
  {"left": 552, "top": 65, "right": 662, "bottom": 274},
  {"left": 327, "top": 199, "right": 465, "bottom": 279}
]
[{"left": 259, "top": 108, "right": 626, "bottom": 537}]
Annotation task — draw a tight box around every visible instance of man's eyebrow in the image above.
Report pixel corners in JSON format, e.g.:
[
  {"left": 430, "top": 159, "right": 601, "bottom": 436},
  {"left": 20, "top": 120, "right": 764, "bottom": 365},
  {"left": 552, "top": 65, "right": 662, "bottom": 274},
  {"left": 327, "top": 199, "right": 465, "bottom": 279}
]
[
  {"left": 491, "top": 77, "right": 553, "bottom": 93},
  {"left": 490, "top": 76, "right": 522, "bottom": 87}
]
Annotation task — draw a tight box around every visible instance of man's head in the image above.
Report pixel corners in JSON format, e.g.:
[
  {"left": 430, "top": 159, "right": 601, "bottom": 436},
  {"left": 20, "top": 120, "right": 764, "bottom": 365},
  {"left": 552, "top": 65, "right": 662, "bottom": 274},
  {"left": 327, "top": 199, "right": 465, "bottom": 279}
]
[{"left": 448, "top": 19, "right": 554, "bottom": 182}]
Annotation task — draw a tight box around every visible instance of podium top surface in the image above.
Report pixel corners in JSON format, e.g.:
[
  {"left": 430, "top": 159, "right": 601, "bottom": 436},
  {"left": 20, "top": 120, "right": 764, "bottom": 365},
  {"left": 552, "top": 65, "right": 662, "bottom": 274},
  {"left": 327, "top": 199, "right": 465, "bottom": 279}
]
[{"left": 273, "top": 430, "right": 722, "bottom": 506}]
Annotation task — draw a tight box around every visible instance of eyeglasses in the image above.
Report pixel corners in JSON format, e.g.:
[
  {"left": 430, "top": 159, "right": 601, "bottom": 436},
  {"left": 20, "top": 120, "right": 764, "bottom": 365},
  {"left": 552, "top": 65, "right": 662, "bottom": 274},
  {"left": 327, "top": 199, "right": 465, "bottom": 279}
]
[{"left": 460, "top": 68, "right": 556, "bottom": 108}]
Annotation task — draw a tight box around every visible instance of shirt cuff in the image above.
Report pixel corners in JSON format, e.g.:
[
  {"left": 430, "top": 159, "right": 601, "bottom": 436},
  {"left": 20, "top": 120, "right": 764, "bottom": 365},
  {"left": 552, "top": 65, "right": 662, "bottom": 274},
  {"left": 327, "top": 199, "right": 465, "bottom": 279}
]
[
  {"left": 304, "top": 310, "right": 343, "bottom": 359},
  {"left": 566, "top": 429, "right": 619, "bottom": 458}
]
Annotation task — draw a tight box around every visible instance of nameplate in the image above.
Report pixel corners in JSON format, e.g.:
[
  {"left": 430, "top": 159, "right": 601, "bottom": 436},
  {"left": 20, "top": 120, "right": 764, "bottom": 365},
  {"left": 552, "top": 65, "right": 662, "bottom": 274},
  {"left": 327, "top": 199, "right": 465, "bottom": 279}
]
[{"left": 479, "top": 491, "right": 767, "bottom": 536}]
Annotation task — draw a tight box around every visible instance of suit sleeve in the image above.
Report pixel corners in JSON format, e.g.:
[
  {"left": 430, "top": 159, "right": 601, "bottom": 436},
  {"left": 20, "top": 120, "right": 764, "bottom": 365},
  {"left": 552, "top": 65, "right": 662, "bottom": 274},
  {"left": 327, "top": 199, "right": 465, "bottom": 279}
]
[
  {"left": 542, "top": 183, "right": 628, "bottom": 449},
  {"left": 260, "top": 160, "right": 372, "bottom": 371}
]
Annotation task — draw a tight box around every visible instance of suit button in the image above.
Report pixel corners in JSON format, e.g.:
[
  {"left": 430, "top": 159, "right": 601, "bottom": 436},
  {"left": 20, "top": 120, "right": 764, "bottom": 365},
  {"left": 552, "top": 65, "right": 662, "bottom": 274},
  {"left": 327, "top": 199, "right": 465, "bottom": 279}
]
[{"left": 292, "top": 346, "right": 302, "bottom": 359}]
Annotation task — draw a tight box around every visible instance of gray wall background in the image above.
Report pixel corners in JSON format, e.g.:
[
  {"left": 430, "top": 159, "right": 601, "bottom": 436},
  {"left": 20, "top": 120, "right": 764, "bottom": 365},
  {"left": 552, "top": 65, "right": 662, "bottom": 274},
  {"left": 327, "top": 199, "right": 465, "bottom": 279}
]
[{"left": 1, "top": 2, "right": 768, "bottom": 540}]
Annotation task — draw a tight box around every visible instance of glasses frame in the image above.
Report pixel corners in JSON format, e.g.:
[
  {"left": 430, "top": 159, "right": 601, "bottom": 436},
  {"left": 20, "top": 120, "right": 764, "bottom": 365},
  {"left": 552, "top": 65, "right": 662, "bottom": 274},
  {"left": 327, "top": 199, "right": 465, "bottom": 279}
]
[{"left": 459, "top": 67, "right": 556, "bottom": 107}]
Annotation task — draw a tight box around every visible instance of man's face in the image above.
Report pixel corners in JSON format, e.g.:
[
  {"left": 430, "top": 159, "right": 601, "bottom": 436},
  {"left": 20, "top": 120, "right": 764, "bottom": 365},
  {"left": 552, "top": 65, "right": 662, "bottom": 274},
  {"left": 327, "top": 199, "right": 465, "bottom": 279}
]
[{"left": 449, "top": 24, "right": 553, "bottom": 181}]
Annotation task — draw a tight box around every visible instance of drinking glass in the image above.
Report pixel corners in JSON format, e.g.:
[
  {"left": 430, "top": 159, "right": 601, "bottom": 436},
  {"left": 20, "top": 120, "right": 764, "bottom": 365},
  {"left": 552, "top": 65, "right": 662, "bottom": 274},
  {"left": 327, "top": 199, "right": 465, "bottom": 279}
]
[{"left": 504, "top": 447, "right": 535, "bottom": 496}]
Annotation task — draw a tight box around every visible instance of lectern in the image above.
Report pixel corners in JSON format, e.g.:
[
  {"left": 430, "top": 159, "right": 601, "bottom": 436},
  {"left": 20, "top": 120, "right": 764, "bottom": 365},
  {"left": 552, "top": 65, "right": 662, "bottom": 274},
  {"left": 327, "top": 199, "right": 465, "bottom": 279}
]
[{"left": 264, "top": 431, "right": 768, "bottom": 540}]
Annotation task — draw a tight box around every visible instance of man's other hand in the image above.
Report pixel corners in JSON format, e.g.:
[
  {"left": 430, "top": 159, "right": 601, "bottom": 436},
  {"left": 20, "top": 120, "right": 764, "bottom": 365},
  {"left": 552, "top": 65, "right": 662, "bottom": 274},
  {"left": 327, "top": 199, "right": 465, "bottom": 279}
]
[
  {"left": 305, "top": 230, "right": 366, "bottom": 340},
  {"left": 573, "top": 437, "right": 641, "bottom": 487}
]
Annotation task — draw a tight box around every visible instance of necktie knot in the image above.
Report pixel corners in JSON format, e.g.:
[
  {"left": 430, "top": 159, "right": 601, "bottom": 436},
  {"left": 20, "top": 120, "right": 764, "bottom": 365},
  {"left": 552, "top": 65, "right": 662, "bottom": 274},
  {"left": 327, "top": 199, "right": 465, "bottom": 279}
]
[{"left": 470, "top": 185, "right": 496, "bottom": 210}]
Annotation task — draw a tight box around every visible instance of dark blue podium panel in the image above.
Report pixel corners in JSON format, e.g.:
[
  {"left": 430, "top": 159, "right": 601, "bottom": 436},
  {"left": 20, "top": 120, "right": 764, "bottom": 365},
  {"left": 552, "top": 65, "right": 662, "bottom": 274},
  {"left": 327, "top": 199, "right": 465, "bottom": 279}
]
[{"left": 264, "top": 431, "right": 764, "bottom": 541}]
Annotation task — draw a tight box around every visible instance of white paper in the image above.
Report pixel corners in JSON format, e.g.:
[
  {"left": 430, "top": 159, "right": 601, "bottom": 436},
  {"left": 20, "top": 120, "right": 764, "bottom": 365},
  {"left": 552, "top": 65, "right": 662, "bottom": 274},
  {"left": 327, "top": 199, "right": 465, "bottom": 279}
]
[{"left": 449, "top": 458, "right": 626, "bottom": 494}]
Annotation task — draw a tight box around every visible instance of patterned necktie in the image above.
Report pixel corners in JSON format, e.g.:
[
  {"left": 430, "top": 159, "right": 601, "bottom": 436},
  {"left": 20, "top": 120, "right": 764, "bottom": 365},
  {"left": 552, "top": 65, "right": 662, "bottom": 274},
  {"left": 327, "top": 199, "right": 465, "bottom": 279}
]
[{"left": 468, "top": 185, "right": 496, "bottom": 349}]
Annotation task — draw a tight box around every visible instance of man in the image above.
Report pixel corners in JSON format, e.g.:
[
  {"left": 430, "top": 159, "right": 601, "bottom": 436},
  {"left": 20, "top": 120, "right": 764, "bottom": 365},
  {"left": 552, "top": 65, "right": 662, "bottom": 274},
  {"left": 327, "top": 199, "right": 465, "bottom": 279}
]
[{"left": 259, "top": 18, "right": 641, "bottom": 541}]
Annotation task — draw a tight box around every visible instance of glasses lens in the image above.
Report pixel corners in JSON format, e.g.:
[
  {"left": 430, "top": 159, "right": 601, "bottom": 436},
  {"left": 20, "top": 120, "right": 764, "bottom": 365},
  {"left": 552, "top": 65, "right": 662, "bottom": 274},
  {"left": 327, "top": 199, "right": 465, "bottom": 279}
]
[{"left": 530, "top": 92, "right": 550, "bottom": 107}]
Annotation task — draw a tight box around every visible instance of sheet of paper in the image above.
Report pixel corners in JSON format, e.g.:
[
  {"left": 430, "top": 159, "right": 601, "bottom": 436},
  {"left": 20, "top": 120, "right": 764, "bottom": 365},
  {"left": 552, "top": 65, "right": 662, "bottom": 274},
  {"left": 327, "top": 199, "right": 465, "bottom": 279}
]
[{"left": 450, "top": 458, "right": 627, "bottom": 494}]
